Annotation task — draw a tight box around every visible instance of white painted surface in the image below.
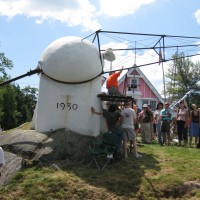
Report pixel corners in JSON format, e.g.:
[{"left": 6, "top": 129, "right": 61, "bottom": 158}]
[
  {"left": 33, "top": 36, "right": 104, "bottom": 136},
  {"left": 40, "top": 36, "right": 102, "bottom": 83}
]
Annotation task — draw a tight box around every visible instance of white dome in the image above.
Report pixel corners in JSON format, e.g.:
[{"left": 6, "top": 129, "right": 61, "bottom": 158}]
[{"left": 39, "top": 36, "right": 102, "bottom": 83}]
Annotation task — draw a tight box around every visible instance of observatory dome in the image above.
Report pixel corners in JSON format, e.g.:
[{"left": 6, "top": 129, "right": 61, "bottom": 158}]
[{"left": 39, "top": 36, "right": 102, "bottom": 83}]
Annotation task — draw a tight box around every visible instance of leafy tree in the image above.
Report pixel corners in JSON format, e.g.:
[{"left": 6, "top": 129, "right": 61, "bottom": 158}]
[
  {"left": 14, "top": 85, "right": 38, "bottom": 125},
  {"left": 165, "top": 52, "right": 200, "bottom": 107},
  {"left": 0, "top": 51, "right": 14, "bottom": 129},
  {"left": 1, "top": 84, "right": 17, "bottom": 129},
  {"left": 0, "top": 50, "right": 38, "bottom": 130},
  {"left": 0, "top": 78, "right": 4, "bottom": 122},
  {"left": 0, "top": 52, "right": 13, "bottom": 78}
]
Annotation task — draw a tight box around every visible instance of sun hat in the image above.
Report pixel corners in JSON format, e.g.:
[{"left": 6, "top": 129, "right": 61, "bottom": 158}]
[{"left": 142, "top": 104, "right": 148, "bottom": 108}]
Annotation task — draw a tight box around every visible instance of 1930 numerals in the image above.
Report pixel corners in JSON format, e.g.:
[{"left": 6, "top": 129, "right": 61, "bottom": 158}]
[{"left": 56, "top": 103, "right": 78, "bottom": 110}]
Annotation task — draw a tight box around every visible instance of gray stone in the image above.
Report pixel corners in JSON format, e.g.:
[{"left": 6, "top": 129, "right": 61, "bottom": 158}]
[
  {"left": 0, "top": 130, "right": 48, "bottom": 159},
  {"left": 34, "top": 129, "right": 99, "bottom": 163},
  {"left": 0, "top": 151, "right": 23, "bottom": 186},
  {"left": 0, "top": 128, "right": 101, "bottom": 186}
]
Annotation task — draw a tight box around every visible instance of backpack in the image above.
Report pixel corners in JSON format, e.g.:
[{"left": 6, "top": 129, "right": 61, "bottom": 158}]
[{"left": 143, "top": 110, "right": 151, "bottom": 123}]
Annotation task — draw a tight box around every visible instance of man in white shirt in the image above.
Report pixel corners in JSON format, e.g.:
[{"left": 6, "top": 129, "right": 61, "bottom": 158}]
[
  {"left": 0, "top": 147, "right": 5, "bottom": 176},
  {"left": 121, "top": 102, "right": 142, "bottom": 158}
]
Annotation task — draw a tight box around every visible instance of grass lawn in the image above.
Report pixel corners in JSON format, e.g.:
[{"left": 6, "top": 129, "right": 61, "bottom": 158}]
[{"left": 0, "top": 139, "right": 200, "bottom": 200}]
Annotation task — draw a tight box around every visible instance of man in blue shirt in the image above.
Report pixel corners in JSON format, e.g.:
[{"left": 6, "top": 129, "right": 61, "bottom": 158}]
[{"left": 160, "top": 102, "right": 173, "bottom": 145}]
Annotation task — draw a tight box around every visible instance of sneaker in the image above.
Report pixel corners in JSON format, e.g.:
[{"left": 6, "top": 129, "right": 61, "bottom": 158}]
[{"left": 135, "top": 153, "right": 142, "bottom": 158}]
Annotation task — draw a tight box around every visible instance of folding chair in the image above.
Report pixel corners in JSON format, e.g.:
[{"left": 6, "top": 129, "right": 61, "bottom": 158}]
[{"left": 88, "top": 132, "right": 120, "bottom": 171}]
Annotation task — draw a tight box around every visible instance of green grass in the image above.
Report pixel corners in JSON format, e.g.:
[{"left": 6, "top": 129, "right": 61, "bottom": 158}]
[
  {"left": 0, "top": 141, "right": 200, "bottom": 200},
  {"left": 1, "top": 122, "right": 32, "bottom": 134}
]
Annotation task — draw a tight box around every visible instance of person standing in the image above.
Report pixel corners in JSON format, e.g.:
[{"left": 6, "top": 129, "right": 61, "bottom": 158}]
[
  {"left": 154, "top": 102, "right": 163, "bottom": 145},
  {"left": 91, "top": 104, "right": 123, "bottom": 149},
  {"left": 121, "top": 102, "right": 142, "bottom": 158},
  {"left": 138, "top": 104, "right": 153, "bottom": 144},
  {"left": 148, "top": 105, "right": 154, "bottom": 140},
  {"left": 0, "top": 147, "right": 5, "bottom": 176},
  {"left": 189, "top": 104, "right": 200, "bottom": 147},
  {"left": 176, "top": 101, "right": 189, "bottom": 146},
  {"left": 197, "top": 108, "right": 200, "bottom": 148},
  {"left": 160, "top": 102, "right": 173, "bottom": 145},
  {"left": 106, "top": 66, "right": 124, "bottom": 96}
]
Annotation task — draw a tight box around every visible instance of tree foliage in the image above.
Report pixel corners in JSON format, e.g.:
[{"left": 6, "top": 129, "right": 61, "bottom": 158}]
[
  {"left": 0, "top": 51, "right": 38, "bottom": 130},
  {"left": 14, "top": 85, "right": 38, "bottom": 126},
  {"left": 0, "top": 52, "right": 13, "bottom": 78},
  {"left": 165, "top": 52, "right": 200, "bottom": 107},
  {"left": 1, "top": 84, "right": 17, "bottom": 129}
]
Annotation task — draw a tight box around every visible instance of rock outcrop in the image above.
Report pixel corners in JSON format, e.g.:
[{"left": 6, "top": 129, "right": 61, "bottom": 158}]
[{"left": 0, "top": 129, "right": 100, "bottom": 186}]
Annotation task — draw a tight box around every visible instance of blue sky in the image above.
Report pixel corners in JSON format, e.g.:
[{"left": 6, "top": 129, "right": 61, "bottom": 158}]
[{"left": 0, "top": 0, "right": 200, "bottom": 94}]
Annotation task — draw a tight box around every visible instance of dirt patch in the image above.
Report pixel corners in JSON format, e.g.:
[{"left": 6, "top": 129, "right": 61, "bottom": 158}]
[{"left": 161, "top": 181, "right": 200, "bottom": 199}]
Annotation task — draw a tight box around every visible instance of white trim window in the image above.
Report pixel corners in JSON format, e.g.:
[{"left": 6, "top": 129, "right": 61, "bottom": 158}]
[
  {"left": 130, "top": 78, "right": 138, "bottom": 90},
  {"left": 141, "top": 100, "right": 156, "bottom": 111},
  {"left": 142, "top": 100, "right": 148, "bottom": 105},
  {"left": 150, "top": 101, "right": 156, "bottom": 111}
]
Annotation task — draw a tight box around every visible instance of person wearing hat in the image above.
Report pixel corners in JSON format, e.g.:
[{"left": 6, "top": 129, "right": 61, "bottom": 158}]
[
  {"left": 160, "top": 102, "right": 173, "bottom": 145},
  {"left": 138, "top": 104, "right": 153, "bottom": 144},
  {"left": 106, "top": 66, "right": 124, "bottom": 96},
  {"left": 148, "top": 105, "right": 154, "bottom": 140}
]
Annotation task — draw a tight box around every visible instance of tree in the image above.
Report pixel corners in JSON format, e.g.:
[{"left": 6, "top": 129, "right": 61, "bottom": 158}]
[
  {"left": 0, "top": 50, "right": 38, "bottom": 129},
  {"left": 165, "top": 52, "right": 200, "bottom": 107},
  {"left": 0, "top": 52, "right": 13, "bottom": 78},
  {"left": 0, "top": 51, "right": 14, "bottom": 129},
  {"left": 1, "top": 84, "right": 17, "bottom": 129},
  {"left": 14, "top": 85, "right": 38, "bottom": 125}
]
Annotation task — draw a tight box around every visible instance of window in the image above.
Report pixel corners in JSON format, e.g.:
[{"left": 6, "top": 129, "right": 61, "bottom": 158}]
[
  {"left": 150, "top": 101, "right": 156, "bottom": 111},
  {"left": 130, "top": 78, "right": 138, "bottom": 90},
  {"left": 142, "top": 100, "right": 148, "bottom": 105}
]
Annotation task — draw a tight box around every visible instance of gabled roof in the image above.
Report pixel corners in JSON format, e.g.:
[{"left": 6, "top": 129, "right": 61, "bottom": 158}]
[{"left": 119, "top": 67, "right": 164, "bottom": 103}]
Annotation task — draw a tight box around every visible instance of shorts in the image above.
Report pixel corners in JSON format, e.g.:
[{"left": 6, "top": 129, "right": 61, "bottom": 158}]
[
  {"left": 122, "top": 128, "right": 136, "bottom": 141},
  {"left": 161, "top": 120, "right": 170, "bottom": 133},
  {"left": 108, "top": 87, "right": 124, "bottom": 96}
]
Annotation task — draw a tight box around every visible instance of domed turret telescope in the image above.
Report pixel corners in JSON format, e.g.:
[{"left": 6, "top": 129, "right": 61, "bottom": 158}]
[
  {"left": 0, "top": 36, "right": 117, "bottom": 136},
  {"left": 33, "top": 36, "right": 105, "bottom": 135}
]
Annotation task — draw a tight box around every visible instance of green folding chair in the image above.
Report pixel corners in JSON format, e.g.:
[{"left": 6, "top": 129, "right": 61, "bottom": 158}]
[{"left": 88, "top": 132, "right": 120, "bottom": 171}]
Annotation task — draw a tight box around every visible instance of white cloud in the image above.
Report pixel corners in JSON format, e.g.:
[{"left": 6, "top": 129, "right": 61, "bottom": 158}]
[
  {"left": 98, "top": 0, "right": 156, "bottom": 17},
  {"left": 0, "top": 0, "right": 101, "bottom": 31},
  {"left": 101, "top": 42, "right": 169, "bottom": 94},
  {"left": 194, "top": 9, "right": 200, "bottom": 24},
  {"left": 191, "top": 54, "right": 200, "bottom": 63},
  {"left": 0, "top": 0, "right": 157, "bottom": 31}
]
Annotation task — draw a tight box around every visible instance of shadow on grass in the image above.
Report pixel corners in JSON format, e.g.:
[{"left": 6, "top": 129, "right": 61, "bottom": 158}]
[{"left": 62, "top": 152, "right": 161, "bottom": 198}]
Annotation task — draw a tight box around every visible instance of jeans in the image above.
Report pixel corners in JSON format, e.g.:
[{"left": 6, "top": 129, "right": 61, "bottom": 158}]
[
  {"left": 156, "top": 122, "right": 162, "bottom": 144},
  {"left": 110, "top": 128, "right": 123, "bottom": 150},
  {"left": 177, "top": 120, "right": 188, "bottom": 142}
]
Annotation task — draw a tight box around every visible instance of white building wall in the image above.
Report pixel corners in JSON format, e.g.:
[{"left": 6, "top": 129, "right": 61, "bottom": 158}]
[{"left": 35, "top": 75, "right": 102, "bottom": 136}]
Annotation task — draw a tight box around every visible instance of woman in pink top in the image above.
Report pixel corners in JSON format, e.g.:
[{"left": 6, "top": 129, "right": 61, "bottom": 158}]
[{"left": 176, "top": 101, "right": 189, "bottom": 146}]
